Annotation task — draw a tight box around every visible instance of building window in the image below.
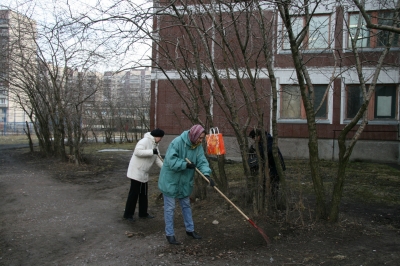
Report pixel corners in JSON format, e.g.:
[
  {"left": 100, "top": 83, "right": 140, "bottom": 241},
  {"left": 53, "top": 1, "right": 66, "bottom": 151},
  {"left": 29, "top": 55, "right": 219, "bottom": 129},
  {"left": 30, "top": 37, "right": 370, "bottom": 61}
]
[
  {"left": 346, "top": 84, "right": 397, "bottom": 120},
  {"left": 282, "top": 15, "right": 330, "bottom": 50},
  {"left": 375, "top": 85, "right": 397, "bottom": 118},
  {"left": 348, "top": 11, "right": 400, "bottom": 48},
  {"left": 313, "top": 85, "right": 328, "bottom": 118},
  {"left": 346, "top": 85, "right": 363, "bottom": 118},
  {"left": 281, "top": 85, "right": 301, "bottom": 118},
  {"left": 281, "top": 85, "right": 328, "bottom": 119},
  {"left": 377, "top": 11, "right": 400, "bottom": 47}
]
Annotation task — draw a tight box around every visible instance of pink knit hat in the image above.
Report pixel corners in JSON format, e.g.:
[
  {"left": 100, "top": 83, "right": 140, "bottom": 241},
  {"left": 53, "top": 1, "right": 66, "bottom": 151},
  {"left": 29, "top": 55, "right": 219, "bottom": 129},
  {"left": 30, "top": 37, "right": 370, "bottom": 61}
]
[{"left": 189, "top": 124, "right": 205, "bottom": 144}]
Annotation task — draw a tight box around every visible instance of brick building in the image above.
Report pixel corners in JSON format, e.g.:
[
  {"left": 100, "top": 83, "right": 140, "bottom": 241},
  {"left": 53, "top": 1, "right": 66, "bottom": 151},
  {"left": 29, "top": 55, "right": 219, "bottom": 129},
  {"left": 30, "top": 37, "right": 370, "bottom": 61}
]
[{"left": 155, "top": 1, "right": 399, "bottom": 162}]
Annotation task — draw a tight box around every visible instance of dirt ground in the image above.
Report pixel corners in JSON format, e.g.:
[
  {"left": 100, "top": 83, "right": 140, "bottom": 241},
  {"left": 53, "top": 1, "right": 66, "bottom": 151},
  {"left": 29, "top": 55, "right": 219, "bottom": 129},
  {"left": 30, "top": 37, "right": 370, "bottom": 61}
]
[{"left": 0, "top": 146, "right": 399, "bottom": 266}]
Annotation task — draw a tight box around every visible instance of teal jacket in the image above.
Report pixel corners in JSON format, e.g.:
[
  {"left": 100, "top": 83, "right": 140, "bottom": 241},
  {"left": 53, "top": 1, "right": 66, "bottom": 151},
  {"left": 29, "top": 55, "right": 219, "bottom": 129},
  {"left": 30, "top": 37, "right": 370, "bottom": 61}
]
[{"left": 158, "top": 130, "right": 211, "bottom": 198}]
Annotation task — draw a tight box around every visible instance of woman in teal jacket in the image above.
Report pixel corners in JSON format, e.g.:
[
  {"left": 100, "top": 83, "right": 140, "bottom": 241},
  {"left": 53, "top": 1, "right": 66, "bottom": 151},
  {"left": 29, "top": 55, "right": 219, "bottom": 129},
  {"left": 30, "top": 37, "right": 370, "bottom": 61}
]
[{"left": 158, "top": 124, "right": 214, "bottom": 245}]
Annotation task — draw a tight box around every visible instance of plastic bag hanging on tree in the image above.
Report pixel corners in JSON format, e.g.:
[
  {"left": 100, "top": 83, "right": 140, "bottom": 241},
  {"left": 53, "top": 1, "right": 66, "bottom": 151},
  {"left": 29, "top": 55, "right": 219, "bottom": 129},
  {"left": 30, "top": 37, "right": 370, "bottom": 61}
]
[{"left": 206, "top": 127, "right": 226, "bottom": 155}]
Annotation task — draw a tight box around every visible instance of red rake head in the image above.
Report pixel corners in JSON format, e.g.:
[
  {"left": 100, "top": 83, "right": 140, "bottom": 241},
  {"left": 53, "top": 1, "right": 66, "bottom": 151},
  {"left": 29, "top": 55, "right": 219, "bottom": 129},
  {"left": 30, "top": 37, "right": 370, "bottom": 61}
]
[{"left": 248, "top": 219, "right": 271, "bottom": 245}]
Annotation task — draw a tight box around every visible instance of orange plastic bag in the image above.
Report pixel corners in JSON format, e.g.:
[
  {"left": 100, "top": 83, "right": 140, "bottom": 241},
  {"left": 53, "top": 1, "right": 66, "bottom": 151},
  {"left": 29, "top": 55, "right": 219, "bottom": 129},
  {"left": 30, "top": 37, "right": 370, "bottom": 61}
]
[{"left": 206, "top": 127, "right": 226, "bottom": 155}]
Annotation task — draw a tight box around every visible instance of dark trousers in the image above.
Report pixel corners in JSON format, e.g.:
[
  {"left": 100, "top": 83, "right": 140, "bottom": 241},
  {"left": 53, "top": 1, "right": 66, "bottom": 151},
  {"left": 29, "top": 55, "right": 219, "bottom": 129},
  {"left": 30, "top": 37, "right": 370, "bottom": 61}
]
[
  {"left": 123, "top": 179, "right": 148, "bottom": 218},
  {"left": 270, "top": 172, "right": 280, "bottom": 200}
]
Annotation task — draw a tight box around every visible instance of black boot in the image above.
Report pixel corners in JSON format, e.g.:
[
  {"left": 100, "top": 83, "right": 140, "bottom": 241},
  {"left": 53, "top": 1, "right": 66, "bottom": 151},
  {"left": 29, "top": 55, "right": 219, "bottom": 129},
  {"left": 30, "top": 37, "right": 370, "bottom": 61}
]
[
  {"left": 166, "top": 235, "right": 181, "bottom": 245},
  {"left": 123, "top": 216, "right": 135, "bottom": 223},
  {"left": 186, "top": 231, "right": 202, "bottom": 239}
]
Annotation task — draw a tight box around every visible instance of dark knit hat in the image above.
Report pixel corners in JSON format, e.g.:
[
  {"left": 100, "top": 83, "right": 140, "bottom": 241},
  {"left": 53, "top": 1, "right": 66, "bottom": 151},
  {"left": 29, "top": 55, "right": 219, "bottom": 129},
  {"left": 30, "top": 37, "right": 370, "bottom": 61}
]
[
  {"left": 189, "top": 124, "right": 205, "bottom": 144},
  {"left": 151, "top": 128, "right": 165, "bottom": 137}
]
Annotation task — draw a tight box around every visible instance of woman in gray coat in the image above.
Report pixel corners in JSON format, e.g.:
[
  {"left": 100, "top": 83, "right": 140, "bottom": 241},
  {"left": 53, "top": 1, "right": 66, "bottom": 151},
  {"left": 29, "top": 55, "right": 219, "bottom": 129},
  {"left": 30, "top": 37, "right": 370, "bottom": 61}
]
[{"left": 123, "top": 128, "right": 164, "bottom": 222}]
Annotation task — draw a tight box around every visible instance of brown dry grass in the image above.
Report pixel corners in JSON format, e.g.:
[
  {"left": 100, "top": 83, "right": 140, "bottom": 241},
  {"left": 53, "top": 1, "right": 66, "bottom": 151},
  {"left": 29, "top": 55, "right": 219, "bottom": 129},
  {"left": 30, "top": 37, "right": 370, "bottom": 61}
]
[{"left": 210, "top": 157, "right": 400, "bottom": 213}]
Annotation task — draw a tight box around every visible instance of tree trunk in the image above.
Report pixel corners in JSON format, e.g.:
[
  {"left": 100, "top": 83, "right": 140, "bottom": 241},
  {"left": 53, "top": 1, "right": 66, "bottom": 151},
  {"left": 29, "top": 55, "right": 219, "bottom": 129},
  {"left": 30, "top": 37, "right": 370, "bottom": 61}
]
[
  {"left": 278, "top": 3, "right": 327, "bottom": 219},
  {"left": 24, "top": 121, "right": 34, "bottom": 153},
  {"left": 329, "top": 138, "right": 349, "bottom": 222},
  {"left": 217, "top": 155, "right": 228, "bottom": 193}
]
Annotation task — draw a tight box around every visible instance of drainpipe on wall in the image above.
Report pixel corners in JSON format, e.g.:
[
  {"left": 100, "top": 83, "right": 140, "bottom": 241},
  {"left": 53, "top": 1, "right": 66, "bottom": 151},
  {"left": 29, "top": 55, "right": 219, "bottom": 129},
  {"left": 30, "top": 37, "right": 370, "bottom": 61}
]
[{"left": 153, "top": 0, "right": 161, "bottom": 128}]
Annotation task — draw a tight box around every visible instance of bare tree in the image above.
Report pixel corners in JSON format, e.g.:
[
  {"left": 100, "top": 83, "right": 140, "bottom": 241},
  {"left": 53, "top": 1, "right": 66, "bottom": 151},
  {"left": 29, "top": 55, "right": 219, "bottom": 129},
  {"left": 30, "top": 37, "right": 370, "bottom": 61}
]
[
  {"left": 150, "top": 0, "right": 400, "bottom": 221},
  {"left": 4, "top": 0, "right": 397, "bottom": 222},
  {"left": 329, "top": 0, "right": 400, "bottom": 221},
  {"left": 149, "top": 0, "right": 283, "bottom": 211},
  {"left": 277, "top": 0, "right": 399, "bottom": 221},
  {"left": 3, "top": 3, "right": 103, "bottom": 163}
]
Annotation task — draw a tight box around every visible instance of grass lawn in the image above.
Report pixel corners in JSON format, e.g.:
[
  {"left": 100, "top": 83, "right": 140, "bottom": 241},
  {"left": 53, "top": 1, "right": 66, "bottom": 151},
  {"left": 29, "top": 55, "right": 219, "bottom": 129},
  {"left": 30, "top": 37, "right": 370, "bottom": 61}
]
[{"left": 0, "top": 134, "right": 35, "bottom": 145}]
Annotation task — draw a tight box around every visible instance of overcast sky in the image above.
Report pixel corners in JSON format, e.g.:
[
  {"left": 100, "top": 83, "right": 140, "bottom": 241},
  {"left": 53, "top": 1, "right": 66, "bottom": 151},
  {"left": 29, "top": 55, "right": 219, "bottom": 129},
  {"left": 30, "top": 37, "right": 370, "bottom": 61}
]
[{"left": 2, "top": 0, "right": 153, "bottom": 72}]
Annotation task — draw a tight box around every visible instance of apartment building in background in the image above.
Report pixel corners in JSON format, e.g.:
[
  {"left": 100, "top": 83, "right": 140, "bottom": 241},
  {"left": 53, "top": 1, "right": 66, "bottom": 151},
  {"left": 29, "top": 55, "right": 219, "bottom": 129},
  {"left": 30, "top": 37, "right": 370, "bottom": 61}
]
[
  {"left": 0, "top": 9, "right": 151, "bottom": 135},
  {"left": 102, "top": 68, "right": 151, "bottom": 107},
  {"left": 150, "top": 1, "right": 400, "bottom": 163},
  {"left": 0, "top": 10, "right": 36, "bottom": 134},
  {"left": 82, "top": 68, "right": 151, "bottom": 132},
  {"left": 39, "top": 67, "right": 152, "bottom": 134}
]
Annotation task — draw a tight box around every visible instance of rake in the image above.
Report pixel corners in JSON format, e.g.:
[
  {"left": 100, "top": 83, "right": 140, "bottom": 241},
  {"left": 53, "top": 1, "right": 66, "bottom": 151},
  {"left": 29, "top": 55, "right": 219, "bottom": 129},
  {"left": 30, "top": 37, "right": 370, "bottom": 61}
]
[{"left": 185, "top": 158, "right": 270, "bottom": 245}]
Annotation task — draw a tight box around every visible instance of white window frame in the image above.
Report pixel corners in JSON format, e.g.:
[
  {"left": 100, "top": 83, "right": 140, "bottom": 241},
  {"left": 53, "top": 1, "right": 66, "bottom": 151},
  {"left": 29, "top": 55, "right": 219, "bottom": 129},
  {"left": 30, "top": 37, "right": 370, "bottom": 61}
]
[
  {"left": 276, "top": 70, "right": 333, "bottom": 124},
  {"left": 277, "top": 5, "right": 335, "bottom": 54},
  {"left": 343, "top": 2, "right": 400, "bottom": 51},
  {"left": 340, "top": 67, "right": 400, "bottom": 125}
]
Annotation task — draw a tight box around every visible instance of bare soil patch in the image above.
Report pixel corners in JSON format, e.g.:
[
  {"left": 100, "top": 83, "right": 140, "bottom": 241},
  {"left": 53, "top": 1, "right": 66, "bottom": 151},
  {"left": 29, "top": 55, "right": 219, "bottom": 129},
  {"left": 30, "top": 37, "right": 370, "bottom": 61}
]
[{"left": 0, "top": 145, "right": 399, "bottom": 265}]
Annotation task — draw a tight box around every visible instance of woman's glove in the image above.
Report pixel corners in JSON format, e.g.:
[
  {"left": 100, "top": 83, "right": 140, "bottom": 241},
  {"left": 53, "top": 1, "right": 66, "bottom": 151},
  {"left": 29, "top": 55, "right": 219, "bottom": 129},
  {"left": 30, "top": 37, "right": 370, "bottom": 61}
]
[
  {"left": 153, "top": 149, "right": 158, "bottom": 155},
  {"left": 186, "top": 163, "right": 196, "bottom": 169},
  {"left": 205, "top": 175, "right": 215, "bottom": 187}
]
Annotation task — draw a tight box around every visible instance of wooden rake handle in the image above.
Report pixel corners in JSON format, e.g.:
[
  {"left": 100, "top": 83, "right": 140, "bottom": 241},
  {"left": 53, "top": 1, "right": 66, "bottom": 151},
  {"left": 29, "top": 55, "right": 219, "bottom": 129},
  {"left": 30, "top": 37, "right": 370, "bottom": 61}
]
[{"left": 185, "top": 158, "right": 250, "bottom": 221}]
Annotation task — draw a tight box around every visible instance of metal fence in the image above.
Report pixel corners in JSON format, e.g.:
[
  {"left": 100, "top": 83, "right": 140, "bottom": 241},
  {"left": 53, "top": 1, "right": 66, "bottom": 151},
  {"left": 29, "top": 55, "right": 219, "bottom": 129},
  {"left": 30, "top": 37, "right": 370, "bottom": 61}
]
[{"left": 0, "top": 122, "right": 34, "bottom": 135}]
